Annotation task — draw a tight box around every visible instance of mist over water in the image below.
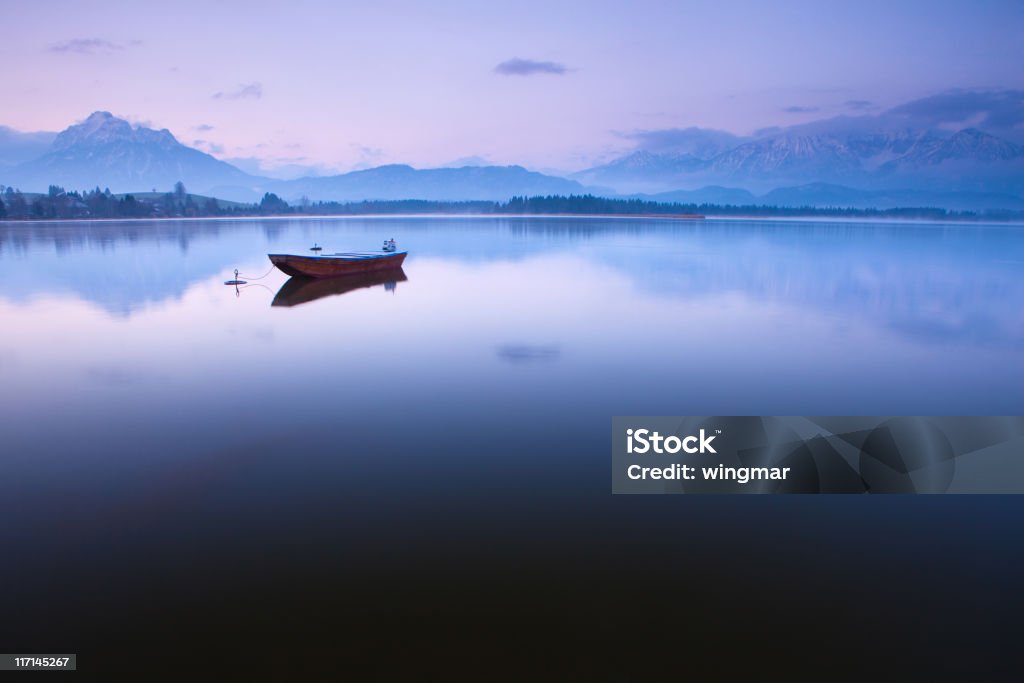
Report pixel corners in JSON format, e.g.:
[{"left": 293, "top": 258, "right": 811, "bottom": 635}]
[{"left": 1, "top": 216, "right": 1022, "bottom": 674}]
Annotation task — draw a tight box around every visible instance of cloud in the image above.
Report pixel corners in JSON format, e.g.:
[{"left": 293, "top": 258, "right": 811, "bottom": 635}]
[
  {"left": 494, "top": 58, "right": 568, "bottom": 76},
  {"left": 224, "top": 156, "right": 334, "bottom": 180},
  {"left": 845, "top": 99, "right": 875, "bottom": 111},
  {"left": 441, "top": 155, "right": 490, "bottom": 168},
  {"left": 886, "top": 89, "right": 1024, "bottom": 132},
  {"left": 193, "top": 139, "right": 224, "bottom": 154},
  {"left": 618, "top": 127, "right": 743, "bottom": 157},
  {"left": 193, "top": 124, "right": 215, "bottom": 132},
  {"left": 123, "top": 115, "right": 153, "bottom": 128},
  {"left": 782, "top": 105, "right": 820, "bottom": 114},
  {"left": 350, "top": 144, "right": 385, "bottom": 169},
  {"left": 213, "top": 83, "right": 263, "bottom": 100},
  {"left": 47, "top": 38, "right": 140, "bottom": 55}
]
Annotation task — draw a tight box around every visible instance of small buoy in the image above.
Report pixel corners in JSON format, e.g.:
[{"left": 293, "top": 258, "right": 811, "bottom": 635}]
[{"left": 224, "top": 268, "right": 247, "bottom": 285}]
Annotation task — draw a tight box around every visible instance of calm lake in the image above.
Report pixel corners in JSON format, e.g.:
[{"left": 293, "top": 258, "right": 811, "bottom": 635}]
[{"left": 1, "top": 215, "right": 1022, "bottom": 674}]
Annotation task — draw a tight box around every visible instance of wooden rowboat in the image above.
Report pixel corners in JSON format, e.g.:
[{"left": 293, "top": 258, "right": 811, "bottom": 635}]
[{"left": 268, "top": 250, "right": 407, "bottom": 278}]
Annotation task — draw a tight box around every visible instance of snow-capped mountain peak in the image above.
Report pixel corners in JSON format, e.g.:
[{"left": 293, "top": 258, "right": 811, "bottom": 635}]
[{"left": 52, "top": 111, "right": 178, "bottom": 151}]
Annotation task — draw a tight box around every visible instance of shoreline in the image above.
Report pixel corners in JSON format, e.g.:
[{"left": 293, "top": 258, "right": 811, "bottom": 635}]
[{"left": 2, "top": 211, "right": 1023, "bottom": 227}]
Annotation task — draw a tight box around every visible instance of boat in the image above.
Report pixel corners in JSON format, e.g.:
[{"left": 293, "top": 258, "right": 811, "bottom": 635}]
[
  {"left": 272, "top": 268, "right": 407, "bottom": 307},
  {"left": 268, "top": 248, "right": 407, "bottom": 278}
]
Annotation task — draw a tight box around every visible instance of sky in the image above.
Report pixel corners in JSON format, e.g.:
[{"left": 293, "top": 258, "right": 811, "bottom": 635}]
[{"left": 2, "top": 0, "right": 1023, "bottom": 174}]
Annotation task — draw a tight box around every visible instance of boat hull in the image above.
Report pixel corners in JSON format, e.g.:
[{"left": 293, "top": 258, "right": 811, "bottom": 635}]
[{"left": 268, "top": 251, "right": 407, "bottom": 278}]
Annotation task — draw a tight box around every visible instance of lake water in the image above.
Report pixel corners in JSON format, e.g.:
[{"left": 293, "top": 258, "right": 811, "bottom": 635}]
[{"left": 1, "top": 216, "right": 1022, "bottom": 675}]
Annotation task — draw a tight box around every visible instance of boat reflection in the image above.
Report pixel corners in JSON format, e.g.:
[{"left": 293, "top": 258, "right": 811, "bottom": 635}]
[{"left": 271, "top": 268, "right": 408, "bottom": 307}]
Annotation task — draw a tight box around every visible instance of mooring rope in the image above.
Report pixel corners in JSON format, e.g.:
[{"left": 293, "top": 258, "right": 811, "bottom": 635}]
[{"left": 237, "top": 265, "right": 277, "bottom": 281}]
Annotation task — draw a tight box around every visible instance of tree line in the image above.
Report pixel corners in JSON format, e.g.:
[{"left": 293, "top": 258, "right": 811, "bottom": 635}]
[
  {"left": 1, "top": 183, "right": 1021, "bottom": 222},
  {"left": 0, "top": 182, "right": 221, "bottom": 220}
]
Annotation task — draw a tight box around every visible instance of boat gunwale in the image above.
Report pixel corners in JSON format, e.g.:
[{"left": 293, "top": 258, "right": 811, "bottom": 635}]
[{"left": 268, "top": 251, "right": 408, "bottom": 261}]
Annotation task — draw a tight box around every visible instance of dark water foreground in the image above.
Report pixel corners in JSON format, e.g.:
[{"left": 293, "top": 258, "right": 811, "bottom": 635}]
[{"left": 0, "top": 216, "right": 1021, "bottom": 677}]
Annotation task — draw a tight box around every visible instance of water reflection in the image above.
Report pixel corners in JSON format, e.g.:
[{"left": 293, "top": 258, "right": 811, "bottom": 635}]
[
  {"left": 496, "top": 344, "right": 561, "bottom": 363},
  {"left": 271, "top": 268, "right": 408, "bottom": 307},
  {"left": 1, "top": 218, "right": 1021, "bottom": 351},
  {"left": 0, "top": 217, "right": 1020, "bottom": 329}
]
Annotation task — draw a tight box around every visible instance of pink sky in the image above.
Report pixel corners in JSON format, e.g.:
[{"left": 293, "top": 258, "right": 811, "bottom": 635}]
[{"left": 3, "top": 0, "right": 1022, "bottom": 173}]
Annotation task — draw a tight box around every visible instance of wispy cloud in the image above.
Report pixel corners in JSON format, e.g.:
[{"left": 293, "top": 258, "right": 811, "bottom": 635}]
[
  {"left": 47, "top": 38, "right": 140, "bottom": 55},
  {"left": 845, "top": 99, "right": 875, "bottom": 111},
  {"left": 887, "top": 89, "right": 1024, "bottom": 131},
  {"left": 442, "top": 155, "right": 490, "bottom": 168},
  {"left": 348, "top": 144, "right": 387, "bottom": 171},
  {"left": 223, "top": 156, "right": 334, "bottom": 180},
  {"left": 193, "top": 139, "right": 224, "bottom": 154},
  {"left": 213, "top": 83, "right": 263, "bottom": 100},
  {"left": 782, "top": 105, "right": 820, "bottom": 114},
  {"left": 494, "top": 58, "right": 568, "bottom": 76},
  {"left": 193, "top": 123, "right": 215, "bottom": 132},
  {"left": 618, "top": 127, "right": 743, "bottom": 157}
]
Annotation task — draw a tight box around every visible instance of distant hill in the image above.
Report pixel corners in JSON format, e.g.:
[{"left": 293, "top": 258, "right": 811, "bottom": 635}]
[
  {"left": 266, "top": 164, "right": 586, "bottom": 202},
  {"left": 758, "top": 183, "right": 1024, "bottom": 211},
  {"left": 642, "top": 186, "right": 758, "bottom": 206},
  {"left": 579, "top": 150, "right": 709, "bottom": 193},
  {"left": 0, "top": 126, "right": 56, "bottom": 170},
  {"left": 640, "top": 183, "right": 1024, "bottom": 211}
]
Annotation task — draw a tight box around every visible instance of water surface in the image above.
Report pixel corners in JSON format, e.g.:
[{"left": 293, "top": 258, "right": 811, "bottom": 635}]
[{"left": 1, "top": 216, "right": 1022, "bottom": 674}]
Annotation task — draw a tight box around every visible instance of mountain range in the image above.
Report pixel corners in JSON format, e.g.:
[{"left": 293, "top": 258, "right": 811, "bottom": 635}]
[
  {"left": 2, "top": 96, "right": 1023, "bottom": 210},
  {"left": 0, "top": 112, "right": 586, "bottom": 203},
  {"left": 577, "top": 125, "right": 1024, "bottom": 198}
]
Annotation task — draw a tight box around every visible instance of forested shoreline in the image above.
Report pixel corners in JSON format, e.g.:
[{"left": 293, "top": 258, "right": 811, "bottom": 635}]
[{"left": 2, "top": 182, "right": 1021, "bottom": 222}]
